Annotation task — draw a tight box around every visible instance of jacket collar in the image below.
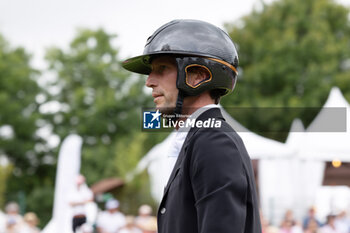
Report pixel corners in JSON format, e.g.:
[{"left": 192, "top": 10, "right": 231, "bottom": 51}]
[{"left": 162, "top": 107, "right": 225, "bottom": 196}]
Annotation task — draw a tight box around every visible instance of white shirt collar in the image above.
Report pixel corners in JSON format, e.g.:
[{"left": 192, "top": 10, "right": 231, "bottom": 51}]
[
  {"left": 165, "top": 104, "right": 220, "bottom": 186},
  {"left": 177, "top": 104, "right": 219, "bottom": 133},
  {"left": 169, "top": 104, "right": 219, "bottom": 158}
]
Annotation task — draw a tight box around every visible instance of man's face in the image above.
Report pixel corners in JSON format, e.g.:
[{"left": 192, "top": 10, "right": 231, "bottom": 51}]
[
  {"left": 108, "top": 208, "right": 118, "bottom": 213},
  {"left": 146, "top": 56, "right": 178, "bottom": 113}
]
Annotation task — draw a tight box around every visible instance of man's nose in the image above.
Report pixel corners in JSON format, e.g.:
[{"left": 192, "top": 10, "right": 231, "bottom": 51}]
[{"left": 146, "top": 72, "right": 157, "bottom": 88}]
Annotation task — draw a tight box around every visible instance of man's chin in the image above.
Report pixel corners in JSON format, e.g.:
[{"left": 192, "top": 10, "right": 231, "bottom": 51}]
[{"left": 156, "top": 106, "right": 175, "bottom": 115}]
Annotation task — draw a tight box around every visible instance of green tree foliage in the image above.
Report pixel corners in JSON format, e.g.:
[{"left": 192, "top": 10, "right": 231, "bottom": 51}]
[
  {"left": 116, "top": 170, "right": 157, "bottom": 215},
  {"left": 114, "top": 133, "right": 147, "bottom": 178},
  {"left": 0, "top": 164, "right": 12, "bottom": 207},
  {"left": 112, "top": 132, "right": 164, "bottom": 214},
  {"left": 0, "top": 34, "right": 55, "bottom": 215},
  {"left": 45, "top": 29, "right": 143, "bottom": 141},
  {"left": 44, "top": 28, "right": 165, "bottom": 219},
  {"left": 0, "top": 35, "right": 41, "bottom": 172},
  {"left": 222, "top": 0, "right": 350, "bottom": 140},
  {"left": 44, "top": 28, "right": 153, "bottom": 183}
]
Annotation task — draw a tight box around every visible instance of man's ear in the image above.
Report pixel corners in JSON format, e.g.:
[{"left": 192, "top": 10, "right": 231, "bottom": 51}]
[{"left": 186, "top": 66, "right": 211, "bottom": 87}]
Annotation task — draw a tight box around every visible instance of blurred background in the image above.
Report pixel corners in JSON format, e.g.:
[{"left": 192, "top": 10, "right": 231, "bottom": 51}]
[{"left": 0, "top": 0, "right": 350, "bottom": 232}]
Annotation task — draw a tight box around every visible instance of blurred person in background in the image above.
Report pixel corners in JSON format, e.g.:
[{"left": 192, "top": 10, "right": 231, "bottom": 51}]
[
  {"left": 279, "top": 219, "right": 294, "bottom": 233},
  {"left": 118, "top": 216, "right": 142, "bottom": 233},
  {"left": 334, "top": 211, "right": 350, "bottom": 233},
  {"left": 304, "top": 219, "right": 320, "bottom": 233},
  {"left": 260, "top": 210, "right": 278, "bottom": 233},
  {"left": 96, "top": 199, "right": 126, "bottom": 233},
  {"left": 279, "top": 219, "right": 302, "bottom": 233},
  {"left": 283, "top": 210, "right": 299, "bottom": 226},
  {"left": 135, "top": 205, "right": 156, "bottom": 231},
  {"left": 260, "top": 210, "right": 269, "bottom": 233},
  {"left": 4, "top": 202, "right": 23, "bottom": 233},
  {"left": 69, "top": 174, "right": 94, "bottom": 233},
  {"left": 76, "top": 223, "right": 94, "bottom": 233},
  {"left": 279, "top": 209, "right": 303, "bottom": 233},
  {"left": 139, "top": 218, "right": 157, "bottom": 233},
  {"left": 19, "top": 212, "right": 40, "bottom": 233},
  {"left": 320, "top": 215, "right": 340, "bottom": 233},
  {"left": 303, "top": 207, "right": 322, "bottom": 230}
]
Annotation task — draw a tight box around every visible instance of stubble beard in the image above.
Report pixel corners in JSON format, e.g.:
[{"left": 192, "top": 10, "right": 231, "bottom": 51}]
[{"left": 157, "top": 106, "right": 175, "bottom": 116}]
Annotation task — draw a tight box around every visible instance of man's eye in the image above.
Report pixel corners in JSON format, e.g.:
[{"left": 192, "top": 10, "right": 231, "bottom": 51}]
[{"left": 155, "top": 65, "right": 166, "bottom": 73}]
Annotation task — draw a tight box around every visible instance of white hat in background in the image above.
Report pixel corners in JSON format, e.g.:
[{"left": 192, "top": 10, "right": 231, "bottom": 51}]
[{"left": 105, "top": 199, "right": 119, "bottom": 210}]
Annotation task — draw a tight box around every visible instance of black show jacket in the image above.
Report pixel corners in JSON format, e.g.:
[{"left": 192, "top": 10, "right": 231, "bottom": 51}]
[{"left": 157, "top": 108, "right": 262, "bottom": 233}]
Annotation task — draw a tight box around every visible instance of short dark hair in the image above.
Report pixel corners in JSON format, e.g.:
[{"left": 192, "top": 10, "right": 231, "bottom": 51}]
[{"left": 210, "top": 89, "right": 225, "bottom": 104}]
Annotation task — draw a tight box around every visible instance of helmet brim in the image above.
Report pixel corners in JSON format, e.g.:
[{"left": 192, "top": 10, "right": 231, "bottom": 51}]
[
  {"left": 122, "top": 54, "right": 152, "bottom": 75},
  {"left": 122, "top": 51, "right": 226, "bottom": 75},
  {"left": 121, "top": 51, "right": 187, "bottom": 75}
]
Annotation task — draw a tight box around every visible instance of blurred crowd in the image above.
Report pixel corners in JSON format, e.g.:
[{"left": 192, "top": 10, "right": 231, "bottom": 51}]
[
  {"left": 262, "top": 207, "right": 350, "bottom": 233},
  {"left": 0, "top": 174, "right": 157, "bottom": 233},
  {"left": 0, "top": 202, "right": 40, "bottom": 233},
  {"left": 1, "top": 199, "right": 350, "bottom": 233},
  {"left": 1, "top": 174, "right": 349, "bottom": 233},
  {"left": 91, "top": 201, "right": 157, "bottom": 233},
  {"left": 70, "top": 175, "right": 157, "bottom": 233},
  {"left": 0, "top": 200, "right": 157, "bottom": 233}
]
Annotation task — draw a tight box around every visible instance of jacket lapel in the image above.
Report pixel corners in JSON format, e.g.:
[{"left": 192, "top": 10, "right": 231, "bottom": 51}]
[
  {"left": 162, "top": 136, "right": 187, "bottom": 195},
  {"left": 160, "top": 108, "right": 225, "bottom": 199}
]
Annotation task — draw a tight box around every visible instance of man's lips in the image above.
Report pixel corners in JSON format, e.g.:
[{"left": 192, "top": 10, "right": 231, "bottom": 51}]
[
  {"left": 152, "top": 92, "right": 163, "bottom": 98},
  {"left": 152, "top": 93, "right": 163, "bottom": 103}
]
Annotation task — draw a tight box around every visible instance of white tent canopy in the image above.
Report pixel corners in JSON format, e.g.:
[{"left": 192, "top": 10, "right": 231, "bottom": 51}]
[
  {"left": 285, "top": 118, "right": 305, "bottom": 147},
  {"left": 299, "top": 87, "right": 350, "bottom": 161},
  {"left": 261, "top": 87, "right": 350, "bottom": 224},
  {"left": 221, "top": 108, "right": 292, "bottom": 159},
  {"left": 260, "top": 118, "right": 325, "bottom": 225}
]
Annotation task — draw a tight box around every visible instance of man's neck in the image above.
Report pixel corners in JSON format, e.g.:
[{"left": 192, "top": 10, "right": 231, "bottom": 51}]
[
  {"left": 181, "top": 92, "right": 215, "bottom": 116},
  {"left": 174, "top": 91, "right": 216, "bottom": 130},
  {"left": 176, "top": 105, "right": 217, "bottom": 130}
]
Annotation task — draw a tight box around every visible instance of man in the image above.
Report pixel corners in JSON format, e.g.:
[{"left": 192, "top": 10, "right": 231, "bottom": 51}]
[
  {"left": 303, "top": 207, "right": 322, "bottom": 230},
  {"left": 135, "top": 204, "right": 157, "bottom": 232},
  {"left": 122, "top": 19, "right": 261, "bottom": 233},
  {"left": 96, "top": 199, "right": 126, "bottom": 233},
  {"left": 3, "top": 202, "right": 23, "bottom": 233},
  {"left": 69, "top": 174, "right": 93, "bottom": 233},
  {"left": 319, "top": 215, "right": 338, "bottom": 233}
]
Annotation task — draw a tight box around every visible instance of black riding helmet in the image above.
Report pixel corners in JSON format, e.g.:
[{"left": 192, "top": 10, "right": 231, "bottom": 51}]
[{"left": 122, "top": 19, "right": 239, "bottom": 115}]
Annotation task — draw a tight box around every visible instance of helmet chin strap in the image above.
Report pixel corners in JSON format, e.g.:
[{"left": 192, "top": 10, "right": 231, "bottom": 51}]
[{"left": 174, "top": 90, "right": 185, "bottom": 120}]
